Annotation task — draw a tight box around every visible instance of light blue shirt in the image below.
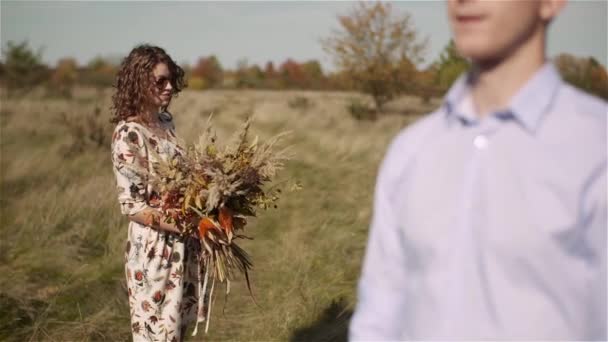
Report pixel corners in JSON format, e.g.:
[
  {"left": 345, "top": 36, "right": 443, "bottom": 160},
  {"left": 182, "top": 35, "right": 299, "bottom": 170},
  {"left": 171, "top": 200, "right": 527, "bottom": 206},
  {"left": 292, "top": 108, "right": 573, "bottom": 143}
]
[{"left": 349, "top": 63, "right": 607, "bottom": 341}]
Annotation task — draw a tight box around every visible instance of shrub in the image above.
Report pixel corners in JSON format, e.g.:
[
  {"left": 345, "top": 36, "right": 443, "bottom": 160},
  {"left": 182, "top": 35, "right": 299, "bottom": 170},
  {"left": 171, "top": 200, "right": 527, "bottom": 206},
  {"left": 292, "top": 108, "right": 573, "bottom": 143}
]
[
  {"left": 1, "top": 41, "right": 49, "bottom": 96},
  {"left": 188, "top": 76, "right": 207, "bottom": 90},
  {"left": 56, "top": 105, "right": 112, "bottom": 157},
  {"left": 347, "top": 98, "right": 376, "bottom": 121},
  {"left": 48, "top": 58, "right": 78, "bottom": 98},
  {"left": 288, "top": 96, "right": 313, "bottom": 112}
]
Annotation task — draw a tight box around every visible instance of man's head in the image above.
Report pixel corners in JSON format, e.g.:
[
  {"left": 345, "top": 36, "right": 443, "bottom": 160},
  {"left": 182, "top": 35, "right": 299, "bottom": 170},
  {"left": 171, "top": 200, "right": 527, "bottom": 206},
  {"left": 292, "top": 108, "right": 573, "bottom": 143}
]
[{"left": 447, "top": 0, "right": 566, "bottom": 64}]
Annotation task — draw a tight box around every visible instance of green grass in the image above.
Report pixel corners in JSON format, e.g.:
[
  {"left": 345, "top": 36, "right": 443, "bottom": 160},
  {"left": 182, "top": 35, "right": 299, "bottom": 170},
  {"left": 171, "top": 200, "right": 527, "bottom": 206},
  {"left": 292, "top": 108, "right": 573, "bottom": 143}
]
[{"left": 0, "top": 88, "right": 435, "bottom": 341}]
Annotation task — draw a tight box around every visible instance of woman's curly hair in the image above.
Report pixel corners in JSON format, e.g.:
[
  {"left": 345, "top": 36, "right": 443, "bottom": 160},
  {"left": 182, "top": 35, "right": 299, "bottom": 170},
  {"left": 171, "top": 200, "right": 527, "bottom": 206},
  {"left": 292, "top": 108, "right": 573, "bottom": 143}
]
[{"left": 110, "top": 45, "right": 186, "bottom": 124}]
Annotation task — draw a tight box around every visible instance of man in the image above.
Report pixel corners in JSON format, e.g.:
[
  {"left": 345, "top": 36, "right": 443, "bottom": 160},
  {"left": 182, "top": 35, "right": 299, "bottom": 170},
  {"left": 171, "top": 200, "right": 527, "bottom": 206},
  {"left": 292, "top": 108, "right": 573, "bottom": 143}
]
[{"left": 349, "top": 0, "right": 607, "bottom": 340}]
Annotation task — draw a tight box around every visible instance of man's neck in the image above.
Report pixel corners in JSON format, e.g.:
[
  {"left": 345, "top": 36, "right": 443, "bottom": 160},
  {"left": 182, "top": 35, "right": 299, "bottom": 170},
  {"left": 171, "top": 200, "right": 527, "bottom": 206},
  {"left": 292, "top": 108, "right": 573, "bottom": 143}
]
[{"left": 470, "top": 29, "right": 547, "bottom": 118}]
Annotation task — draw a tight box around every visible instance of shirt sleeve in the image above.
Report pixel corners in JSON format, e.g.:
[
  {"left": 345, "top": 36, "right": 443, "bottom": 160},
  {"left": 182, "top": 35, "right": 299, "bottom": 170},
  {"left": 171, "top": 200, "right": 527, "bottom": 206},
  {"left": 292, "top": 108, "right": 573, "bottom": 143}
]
[
  {"left": 111, "top": 123, "right": 149, "bottom": 216},
  {"left": 349, "top": 138, "right": 409, "bottom": 341}
]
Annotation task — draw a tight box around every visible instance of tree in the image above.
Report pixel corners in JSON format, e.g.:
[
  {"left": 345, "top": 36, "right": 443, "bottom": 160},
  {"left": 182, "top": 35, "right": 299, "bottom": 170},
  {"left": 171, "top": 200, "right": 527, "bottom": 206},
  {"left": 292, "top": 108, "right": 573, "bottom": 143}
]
[
  {"left": 327, "top": 70, "right": 356, "bottom": 91},
  {"left": 321, "top": 2, "right": 427, "bottom": 111},
  {"left": 191, "top": 55, "right": 223, "bottom": 88},
  {"left": 264, "top": 61, "right": 277, "bottom": 78},
  {"left": 301, "top": 60, "right": 326, "bottom": 89},
  {"left": 82, "top": 56, "right": 117, "bottom": 89},
  {"left": 263, "top": 61, "right": 281, "bottom": 89},
  {"left": 50, "top": 57, "right": 78, "bottom": 97},
  {"left": 235, "top": 59, "right": 264, "bottom": 88},
  {"left": 434, "top": 40, "right": 470, "bottom": 91},
  {"left": 279, "top": 59, "right": 306, "bottom": 89},
  {"left": 555, "top": 54, "right": 608, "bottom": 100},
  {"left": 1, "top": 40, "right": 49, "bottom": 95}
]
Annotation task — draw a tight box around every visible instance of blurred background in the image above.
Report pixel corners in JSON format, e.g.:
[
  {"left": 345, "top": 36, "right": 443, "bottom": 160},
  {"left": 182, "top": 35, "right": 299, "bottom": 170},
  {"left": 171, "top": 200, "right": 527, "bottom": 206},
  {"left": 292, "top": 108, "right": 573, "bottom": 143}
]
[{"left": 1, "top": 1, "right": 606, "bottom": 341}]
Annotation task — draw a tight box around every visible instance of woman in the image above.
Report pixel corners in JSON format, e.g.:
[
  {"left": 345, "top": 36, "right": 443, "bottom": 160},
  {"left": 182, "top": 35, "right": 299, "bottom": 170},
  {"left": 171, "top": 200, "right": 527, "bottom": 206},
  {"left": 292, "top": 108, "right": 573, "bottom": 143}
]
[{"left": 110, "top": 45, "right": 202, "bottom": 342}]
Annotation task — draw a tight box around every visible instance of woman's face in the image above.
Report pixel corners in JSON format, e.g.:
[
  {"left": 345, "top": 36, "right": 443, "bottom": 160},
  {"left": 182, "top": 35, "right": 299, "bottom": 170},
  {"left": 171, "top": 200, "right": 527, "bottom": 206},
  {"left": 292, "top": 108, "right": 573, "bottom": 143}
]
[{"left": 149, "top": 63, "right": 174, "bottom": 108}]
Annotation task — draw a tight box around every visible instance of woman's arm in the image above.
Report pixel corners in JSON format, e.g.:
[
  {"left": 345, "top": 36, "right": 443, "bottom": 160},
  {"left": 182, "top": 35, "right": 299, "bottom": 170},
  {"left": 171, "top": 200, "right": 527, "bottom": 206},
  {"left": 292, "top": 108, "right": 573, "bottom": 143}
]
[
  {"left": 127, "top": 208, "right": 181, "bottom": 234},
  {"left": 111, "top": 123, "right": 200, "bottom": 238},
  {"left": 128, "top": 208, "right": 202, "bottom": 239}
]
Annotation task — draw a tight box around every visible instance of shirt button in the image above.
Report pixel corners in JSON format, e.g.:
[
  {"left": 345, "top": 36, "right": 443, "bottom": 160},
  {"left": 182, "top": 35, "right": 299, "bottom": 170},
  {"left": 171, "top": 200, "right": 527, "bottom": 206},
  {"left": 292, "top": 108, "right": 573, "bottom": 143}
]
[{"left": 474, "top": 135, "right": 488, "bottom": 149}]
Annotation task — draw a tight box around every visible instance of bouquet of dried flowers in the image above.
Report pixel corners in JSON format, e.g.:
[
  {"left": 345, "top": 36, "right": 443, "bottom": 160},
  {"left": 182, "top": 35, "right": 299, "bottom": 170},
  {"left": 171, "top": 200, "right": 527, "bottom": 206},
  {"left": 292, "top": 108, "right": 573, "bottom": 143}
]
[{"left": 135, "top": 116, "right": 293, "bottom": 334}]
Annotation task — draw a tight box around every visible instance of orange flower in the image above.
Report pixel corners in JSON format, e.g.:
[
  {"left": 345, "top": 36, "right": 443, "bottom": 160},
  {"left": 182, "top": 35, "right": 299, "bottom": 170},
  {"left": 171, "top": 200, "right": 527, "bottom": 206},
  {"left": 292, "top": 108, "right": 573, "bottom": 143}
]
[
  {"left": 198, "top": 217, "right": 217, "bottom": 239},
  {"left": 218, "top": 206, "right": 233, "bottom": 234}
]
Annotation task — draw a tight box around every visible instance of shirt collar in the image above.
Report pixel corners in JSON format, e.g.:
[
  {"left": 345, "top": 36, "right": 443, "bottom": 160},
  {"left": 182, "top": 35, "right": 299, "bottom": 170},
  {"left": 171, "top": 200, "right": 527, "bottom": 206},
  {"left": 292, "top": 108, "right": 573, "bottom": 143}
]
[
  {"left": 443, "top": 73, "right": 476, "bottom": 126},
  {"left": 443, "top": 62, "right": 563, "bottom": 132}
]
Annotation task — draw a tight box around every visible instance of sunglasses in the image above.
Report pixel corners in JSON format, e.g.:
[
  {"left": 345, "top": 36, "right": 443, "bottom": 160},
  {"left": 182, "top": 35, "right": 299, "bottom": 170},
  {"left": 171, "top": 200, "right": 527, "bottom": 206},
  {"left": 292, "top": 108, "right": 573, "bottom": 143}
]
[{"left": 153, "top": 75, "right": 174, "bottom": 90}]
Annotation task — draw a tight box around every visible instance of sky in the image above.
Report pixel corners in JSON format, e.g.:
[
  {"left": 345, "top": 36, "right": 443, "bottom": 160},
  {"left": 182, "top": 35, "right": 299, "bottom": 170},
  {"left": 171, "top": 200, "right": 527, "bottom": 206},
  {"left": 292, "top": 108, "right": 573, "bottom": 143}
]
[{"left": 2, "top": 1, "right": 607, "bottom": 71}]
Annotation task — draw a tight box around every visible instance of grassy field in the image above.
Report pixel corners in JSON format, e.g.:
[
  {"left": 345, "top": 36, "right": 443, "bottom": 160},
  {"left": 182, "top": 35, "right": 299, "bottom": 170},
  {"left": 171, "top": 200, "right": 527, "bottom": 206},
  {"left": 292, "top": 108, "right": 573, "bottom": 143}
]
[{"left": 0, "top": 87, "right": 437, "bottom": 341}]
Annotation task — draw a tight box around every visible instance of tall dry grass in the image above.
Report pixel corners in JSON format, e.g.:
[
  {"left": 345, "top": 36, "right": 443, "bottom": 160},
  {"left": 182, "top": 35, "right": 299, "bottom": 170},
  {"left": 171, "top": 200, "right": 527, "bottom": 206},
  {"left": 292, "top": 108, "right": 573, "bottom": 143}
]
[{"left": 0, "top": 87, "right": 437, "bottom": 341}]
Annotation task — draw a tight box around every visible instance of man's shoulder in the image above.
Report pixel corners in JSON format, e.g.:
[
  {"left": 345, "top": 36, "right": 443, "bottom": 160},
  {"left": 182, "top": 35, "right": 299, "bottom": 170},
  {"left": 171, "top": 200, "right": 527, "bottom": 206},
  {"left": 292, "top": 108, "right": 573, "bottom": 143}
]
[
  {"left": 388, "top": 109, "right": 444, "bottom": 153},
  {"left": 559, "top": 84, "right": 607, "bottom": 122},
  {"left": 380, "top": 108, "right": 445, "bottom": 173},
  {"left": 553, "top": 84, "right": 607, "bottom": 143},
  {"left": 544, "top": 84, "right": 607, "bottom": 177}
]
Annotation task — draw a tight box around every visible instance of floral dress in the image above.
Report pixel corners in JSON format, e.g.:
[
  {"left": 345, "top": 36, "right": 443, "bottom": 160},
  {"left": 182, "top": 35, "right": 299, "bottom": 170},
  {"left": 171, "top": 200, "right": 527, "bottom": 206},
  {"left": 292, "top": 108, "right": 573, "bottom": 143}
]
[{"left": 111, "top": 113, "right": 204, "bottom": 342}]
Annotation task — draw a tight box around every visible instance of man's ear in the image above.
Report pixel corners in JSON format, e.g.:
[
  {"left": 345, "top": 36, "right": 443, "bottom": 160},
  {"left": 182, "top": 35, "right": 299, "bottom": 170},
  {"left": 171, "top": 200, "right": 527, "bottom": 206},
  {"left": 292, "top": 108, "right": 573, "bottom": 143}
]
[{"left": 540, "top": 0, "right": 567, "bottom": 23}]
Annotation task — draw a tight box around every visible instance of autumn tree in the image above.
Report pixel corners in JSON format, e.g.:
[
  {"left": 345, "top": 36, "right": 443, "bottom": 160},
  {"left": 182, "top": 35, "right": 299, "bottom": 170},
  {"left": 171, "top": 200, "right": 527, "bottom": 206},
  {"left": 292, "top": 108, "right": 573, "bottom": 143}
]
[
  {"left": 191, "top": 55, "right": 223, "bottom": 89},
  {"left": 321, "top": 2, "right": 427, "bottom": 111},
  {"left": 263, "top": 61, "right": 281, "bottom": 89},
  {"left": 82, "top": 57, "right": 117, "bottom": 89},
  {"left": 327, "top": 70, "right": 356, "bottom": 91},
  {"left": 301, "top": 60, "right": 326, "bottom": 89},
  {"left": 414, "top": 68, "right": 438, "bottom": 103},
  {"left": 234, "top": 59, "right": 264, "bottom": 88},
  {"left": 264, "top": 61, "right": 277, "bottom": 78},
  {"left": 555, "top": 54, "right": 608, "bottom": 100},
  {"left": 280, "top": 59, "right": 306, "bottom": 89},
  {"left": 50, "top": 57, "right": 78, "bottom": 97}
]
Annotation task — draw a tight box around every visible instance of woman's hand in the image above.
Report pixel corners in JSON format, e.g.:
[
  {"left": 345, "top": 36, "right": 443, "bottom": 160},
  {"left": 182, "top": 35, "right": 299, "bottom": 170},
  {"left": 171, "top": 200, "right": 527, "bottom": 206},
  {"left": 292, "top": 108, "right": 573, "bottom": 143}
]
[
  {"left": 165, "top": 208, "right": 180, "bottom": 220},
  {"left": 160, "top": 192, "right": 214, "bottom": 240},
  {"left": 159, "top": 207, "right": 199, "bottom": 239}
]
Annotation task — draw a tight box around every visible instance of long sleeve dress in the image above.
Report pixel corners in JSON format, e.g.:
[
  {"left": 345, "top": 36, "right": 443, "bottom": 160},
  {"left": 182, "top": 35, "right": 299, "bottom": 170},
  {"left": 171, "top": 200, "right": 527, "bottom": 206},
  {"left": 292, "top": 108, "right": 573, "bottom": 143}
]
[{"left": 111, "top": 113, "right": 204, "bottom": 342}]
